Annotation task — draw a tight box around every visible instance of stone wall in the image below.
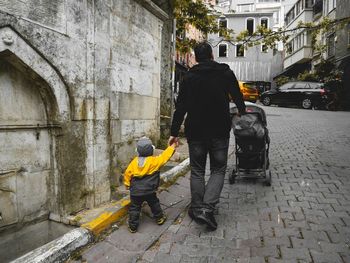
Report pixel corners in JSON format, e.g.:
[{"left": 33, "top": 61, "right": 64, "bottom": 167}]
[{"left": 0, "top": 0, "right": 173, "bottom": 230}]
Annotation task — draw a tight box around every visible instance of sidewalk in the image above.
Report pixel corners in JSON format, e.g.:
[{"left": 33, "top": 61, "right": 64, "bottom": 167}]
[
  {"left": 137, "top": 106, "right": 350, "bottom": 263},
  {"left": 12, "top": 138, "right": 191, "bottom": 263},
  {"left": 70, "top": 136, "right": 236, "bottom": 263}
]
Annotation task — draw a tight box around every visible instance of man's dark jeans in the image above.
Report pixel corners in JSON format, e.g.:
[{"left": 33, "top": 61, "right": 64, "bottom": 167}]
[
  {"left": 188, "top": 138, "right": 229, "bottom": 212},
  {"left": 129, "top": 193, "right": 163, "bottom": 229}
]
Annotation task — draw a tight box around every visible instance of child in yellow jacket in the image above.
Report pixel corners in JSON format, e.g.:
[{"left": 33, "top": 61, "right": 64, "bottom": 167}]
[{"left": 124, "top": 136, "right": 177, "bottom": 233}]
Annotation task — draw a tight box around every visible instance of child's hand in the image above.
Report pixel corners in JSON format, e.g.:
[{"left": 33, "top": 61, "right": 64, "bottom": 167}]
[{"left": 169, "top": 136, "right": 179, "bottom": 149}]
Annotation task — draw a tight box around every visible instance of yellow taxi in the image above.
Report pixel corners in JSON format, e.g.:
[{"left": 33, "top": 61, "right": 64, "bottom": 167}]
[{"left": 238, "top": 81, "right": 259, "bottom": 103}]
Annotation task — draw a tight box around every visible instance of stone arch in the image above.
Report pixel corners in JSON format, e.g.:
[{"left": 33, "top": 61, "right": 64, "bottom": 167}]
[
  {"left": 0, "top": 26, "right": 70, "bottom": 122},
  {"left": 0, "top": 26, "right": 71, "bottom": 228}
]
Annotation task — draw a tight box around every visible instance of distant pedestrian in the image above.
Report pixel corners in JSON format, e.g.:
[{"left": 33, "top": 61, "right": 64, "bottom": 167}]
[
  {"left": 124, "top": 136, "right": 177, "bottom": 233},
  {"left": 168, "top": 42, "right": 246, "bottom": 230}
]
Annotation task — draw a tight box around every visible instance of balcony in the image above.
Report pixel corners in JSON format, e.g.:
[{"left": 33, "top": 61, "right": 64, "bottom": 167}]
[
  {"left": 284, "top": 46, "right": 313, "bottom": 69},
  {"left": 286, "top": 9, "right": 314, "bottom": 29}
]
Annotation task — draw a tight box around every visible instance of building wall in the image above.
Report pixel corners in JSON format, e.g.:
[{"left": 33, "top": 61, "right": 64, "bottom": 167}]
[
  {"left": 208, "top": 13, "right": 279, "bottom": 82},
  {"left": 0, "top": 0, "right": 172, "bottom": 229},
  {"left": 335, "top": 0, "right": 350, "bottom": 109},
  {"left": 335, "top": 0, "right": 350, "bottom": 62}
]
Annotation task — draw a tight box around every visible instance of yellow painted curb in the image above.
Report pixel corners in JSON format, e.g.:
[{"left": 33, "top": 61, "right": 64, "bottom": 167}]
[{"left": 81, "top": 199, "right": 131, "bottom": 236}]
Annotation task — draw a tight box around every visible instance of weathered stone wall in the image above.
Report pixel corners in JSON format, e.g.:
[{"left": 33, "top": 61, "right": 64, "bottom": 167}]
[
  {"left": 0, "top": 0, "right": 172, "bottom": 229},
  {"left": 153, "top": 0, "right": 175, "bottom": 139}
]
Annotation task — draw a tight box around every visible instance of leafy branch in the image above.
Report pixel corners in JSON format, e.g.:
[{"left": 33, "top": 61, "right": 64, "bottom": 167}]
[
  {"left": 235, "top": 16, "right": 350, "bottom": 53},
  {"left": 175, "top": 0, "right": 233, "bottom": 53},
  {"left": 175, "top": 0, "right": 350, "bottom": 56}
]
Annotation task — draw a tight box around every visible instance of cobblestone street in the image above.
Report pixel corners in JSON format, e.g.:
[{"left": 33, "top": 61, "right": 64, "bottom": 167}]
[{"left": 137, "top": 106, "right": 350, "bottom": 263}]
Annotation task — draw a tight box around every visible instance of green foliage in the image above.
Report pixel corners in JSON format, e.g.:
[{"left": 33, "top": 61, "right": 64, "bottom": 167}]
[
  {"left": 297, "top": 71, "right": 318, "bottom": 82},
  {"left": 276, "top": 59, "right": 342, "bottom": 87},
  {"left": 235, "top": 16, "right": 350, "bottom": 55},
  {"left": 175, "top": 0, "right": 233, "bottom": 53},
  {"left": 275, "top": 76, "right": 291, "bottom": 87}
]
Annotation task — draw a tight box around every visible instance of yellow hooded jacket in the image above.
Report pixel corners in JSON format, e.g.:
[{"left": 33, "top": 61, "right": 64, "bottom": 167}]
[{"left": 124, "top": 146, "right": 175, "bottom": 193}]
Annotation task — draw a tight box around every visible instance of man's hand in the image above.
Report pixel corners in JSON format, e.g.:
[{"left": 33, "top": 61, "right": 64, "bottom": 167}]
[{"left": 168, "top": 136, "right": 179, "bottom": 147}]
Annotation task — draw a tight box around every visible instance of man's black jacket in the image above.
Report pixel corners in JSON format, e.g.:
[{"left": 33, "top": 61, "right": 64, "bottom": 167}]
[{"left": 171, "top": 60, "right": 246, "bottom": 140}]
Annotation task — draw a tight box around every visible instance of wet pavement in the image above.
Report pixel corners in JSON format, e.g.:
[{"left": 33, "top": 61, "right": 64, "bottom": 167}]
[
  {"left": 0, "top": 220, "right": 75, "bottom": 262},
  {"left": 72, "top": 105, "right": 350, "bottom": 263}
]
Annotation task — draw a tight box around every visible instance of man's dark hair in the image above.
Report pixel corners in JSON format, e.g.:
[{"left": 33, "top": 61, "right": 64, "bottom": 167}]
[{"left": 194, "top": 42, "right": 213, "bottom": 62}]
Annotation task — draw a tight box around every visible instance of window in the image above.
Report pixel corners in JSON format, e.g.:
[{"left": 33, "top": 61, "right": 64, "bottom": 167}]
[
  {"left": 327, "top": 33, "right": 335, "bottom": 58},
  {"left": 313, "top": 0, "right": 323, "bottom": 16},
  {"left": 286, "top": 41, "right": 294, "bottom": 54},
  {"left": 219, "top": 44, "right": 227, "bottom": 57},
  {"left": 260, "top": 18, "right": 268, "bottom": 29},
  {"left": 285, "top": 7, "right": 295, "bottom": 25},
  {"left": 293, "top": 82, "right": 307, "bottom": 89},
  {"left": 306, "top": 31, "right": 312, "bottom": 45},
  {"left": 273, "top": 43, "right": 278, "bottom": 55},
  {"left": 261, "top": 44, "right": 268, "bottom": 53},
  {"left": 308, "top": 83, "right": 323, "bottom": 89},
  {"left": 296, "top": 0, "right": 301, "bottom": 15},
  {"left": 323, "top": 0, "right": 335, "bottom": 14},
  {"left": 296, "top": 34, "right": 303, "bottom": 49},
  {"left": 246, "top": 18, "right": 254, "bottom": 35},
  {"left": 279, "top": 82, "right": 294, "bottom": 90},
  {"left": 236, "top": 44, "right": 245, "bottom": 57},
  {"left": 305, "top": 0, "right": 314, "bottom": 8},
  {"left": 219, "top": 19, "right": 227, "bottom": 37},
  {"left": 237, "top": 3, "right": 254, "bottom": 12},
  {"left": 273, "top": 11, "right": 279, "bottom": 24}
]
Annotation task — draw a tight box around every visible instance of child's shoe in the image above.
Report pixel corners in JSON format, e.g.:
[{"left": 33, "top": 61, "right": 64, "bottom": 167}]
[
  {"left": 128, "top": 224, "right": 137, "bottom": 233},
  {"left": 156, "top": 214, "right": 167, "bottom": 225}
]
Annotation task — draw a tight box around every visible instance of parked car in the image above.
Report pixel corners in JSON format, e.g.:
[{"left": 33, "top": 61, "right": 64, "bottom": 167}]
[
  {"left": 238, "top": 81, "right": 259, "bottom": 103},
  {"left": 260, "top": 81, "right": 330, "bottom": 109}
]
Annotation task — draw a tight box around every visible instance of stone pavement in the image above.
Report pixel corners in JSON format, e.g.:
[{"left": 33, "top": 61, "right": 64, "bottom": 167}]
[{"left": 73, "top": 106, "right": 350, "bottom": 263}]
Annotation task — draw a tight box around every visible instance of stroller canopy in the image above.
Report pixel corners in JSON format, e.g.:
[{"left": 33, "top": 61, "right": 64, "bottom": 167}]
[{"left": 230, "top": 102, "right": 267, "bottom": 126}]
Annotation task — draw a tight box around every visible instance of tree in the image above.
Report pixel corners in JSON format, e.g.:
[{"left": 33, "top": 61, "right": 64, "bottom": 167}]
[
  {"left": 174, "top": 0, "right": 232, "bottom": 53},
  {"left": 174, "top": 0, "right": 350, "bottom": 55}
]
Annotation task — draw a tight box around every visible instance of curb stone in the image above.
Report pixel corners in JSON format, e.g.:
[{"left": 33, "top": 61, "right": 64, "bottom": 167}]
[
  {"left": 11, "top": 228, "right": 93, "bottom": 263},
  {"left": 11, "top": 158, "right": 190, "bottom": 263}
]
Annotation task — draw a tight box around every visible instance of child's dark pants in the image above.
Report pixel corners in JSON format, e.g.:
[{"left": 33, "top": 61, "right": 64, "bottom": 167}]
[{"left": 129, "top": 193, "right": 163, "bottom": 229}]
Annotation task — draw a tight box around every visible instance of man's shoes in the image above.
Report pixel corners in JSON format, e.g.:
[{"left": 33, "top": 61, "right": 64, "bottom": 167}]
[
  {"left": 188, "top": 208, "right": 205, "bottom": 225},
  {"left": 128, "top": 225, "right": 137, "bottom": 233},
  {"left": 196, "top": 210, "right": 217, "bottom": 231},
  {"left": 156, "top": 214, "right": 167, "bottom": 225}
]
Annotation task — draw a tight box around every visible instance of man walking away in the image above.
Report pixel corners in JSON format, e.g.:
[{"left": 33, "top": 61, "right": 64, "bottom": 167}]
[{"left": 168, "top": 42, "right": 246, "bottom": 230}]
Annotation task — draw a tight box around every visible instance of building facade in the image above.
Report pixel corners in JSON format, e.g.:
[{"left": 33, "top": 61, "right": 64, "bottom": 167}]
[
  {"left": 280, "top": 0, "right": 350, "bottom": 108},
  {"left": 282, "top": 0, "right": 314, "bottom": 77},
  {"left": 208, "top": 11, "right": 281, "bottom": 84},
  {"left": 0, "top": 0, "right": 173, "bottom": 230},
  {"left": 334, "top": 0, "right": 350, "bottom": 109}
]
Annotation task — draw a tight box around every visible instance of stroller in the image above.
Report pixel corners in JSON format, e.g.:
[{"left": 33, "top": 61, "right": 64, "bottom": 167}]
[{"left": 229, "top": 102, "right": 271, "bottom": 186}]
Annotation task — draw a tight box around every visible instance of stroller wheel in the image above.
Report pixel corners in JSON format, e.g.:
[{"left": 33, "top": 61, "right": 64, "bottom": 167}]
[
  {"left": 229, "top": 170, "right": 236, "bottom": 184},
  {"left": 264, "top": 171, "right": 272, "bottom": 186}
]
